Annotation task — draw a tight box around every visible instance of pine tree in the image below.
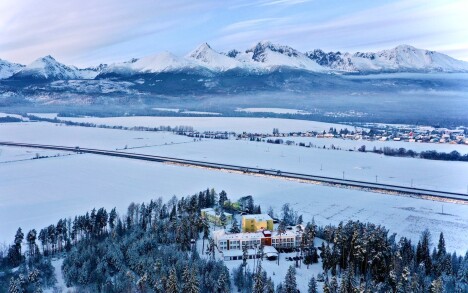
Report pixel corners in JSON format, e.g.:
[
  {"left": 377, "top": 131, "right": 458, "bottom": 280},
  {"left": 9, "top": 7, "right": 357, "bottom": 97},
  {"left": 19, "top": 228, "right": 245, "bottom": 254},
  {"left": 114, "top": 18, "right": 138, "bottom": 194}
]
[
  {"left": 166, "top": 267, "right": 179, "bottom": 293},
  {"left": 216, "top": 271, "right": 229, "bottom": 293},
  {"left": 429, "top": 277, "right": 443, "bottom": 293},
  {"left": 308, "top": 276, "right": 318, "bottom": 293},
  {"left": 182, "top": 265, "right": 199, "bottom": 293},
  {"left": 396, "top": 266, "right": 411, "bottom": 293},
  {"left": 14, "top": 228, "right": 24, "bottom": 254},
  {"left": 219, "top": 190, "right": 228, "bottom": 208},
  {"left": 219, "top": 212, "right": 227, "bottom": 228},
  {"left": 437, "top": 232, "right": 446, "bottom": 257},
  {"left": 323, "top": 278, "right": 331, "bottom": 293},
  {"left": 229, "top": 217, "right": 241, "bottom": 234},
  {"left": 253, "top": 262, "right": 264, "bottom": 293},
  {"left": 26, "top": 229, "right": 37, "bottom": 257},
  {"left": 264, "top": 277, "right": 275, "bottom": 293},
  {"left": 284, "top": 265, "right": 297, "bottom": 293},
  {"left": 330, "top": 276, "right": 339, "bottom": 293}
]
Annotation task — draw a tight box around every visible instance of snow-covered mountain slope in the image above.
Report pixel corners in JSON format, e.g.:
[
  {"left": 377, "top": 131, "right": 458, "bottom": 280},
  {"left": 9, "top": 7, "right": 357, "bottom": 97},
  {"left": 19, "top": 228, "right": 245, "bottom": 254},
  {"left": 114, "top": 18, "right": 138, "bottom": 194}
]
[
  {"left": 0, "top": 59, "right": 24, "bottom": 79},
  {"left": 101, "top": 51, "right": 205, "bottom": 76},
  {"left": 352, "top": 45, "right": 468, "bottom": 72},
  {"left": 77, "top": 64, "right": 108, "bottom": 79},
  {"left": 245, "top": 41, "right": 326, "bottom": 72},
  {"left": 11, "top": 55, "right": 82, "bottom": 80},
  {"left": 307, "top": 45, "right": 468, "bottom": 73},
  {"left": 187, "top": 43, "right": 249, "bottom": 72},
  {"left": 4, "top": 43, "right": 468, "bottom": 81},
  {"left": 306, "top": 50, "right": 356, "bottom": 72}
]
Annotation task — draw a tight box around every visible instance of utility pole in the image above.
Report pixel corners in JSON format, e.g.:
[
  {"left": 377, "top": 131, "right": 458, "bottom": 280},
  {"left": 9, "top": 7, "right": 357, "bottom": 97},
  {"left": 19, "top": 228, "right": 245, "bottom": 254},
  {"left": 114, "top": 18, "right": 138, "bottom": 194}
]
[
  {"left": 342, "top": 171, "right": 345, "bottom": 180},
  {"left": 411, "top": 179, "right": 413, "bottom": 188},
  {"left": 375, "top": 175, "right": 378, "bottom": 183}
]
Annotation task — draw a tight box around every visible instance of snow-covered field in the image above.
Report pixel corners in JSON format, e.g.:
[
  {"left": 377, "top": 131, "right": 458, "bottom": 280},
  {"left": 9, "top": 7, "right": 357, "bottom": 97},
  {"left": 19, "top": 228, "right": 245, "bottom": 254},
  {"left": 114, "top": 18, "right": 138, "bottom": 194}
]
[
  {"left": 1, "top": 122, "right": 466, "bottom": 193},
  {"left": 236, "top": 107, "right": 312, "bottom": 115},
  {"left": 0, "top": 112, "right": 27, "bottom": 120},
  {"left": 1, "top": 151, "right": 467, "bottom": 254},
  {"left": 266, "top": 136, "right": 468, "bottom": 153},
  {"left": 50, "top": 116, "right": 352, "bottom": 133},
  {"left": 0, "top": 122, "right": 193, "bottom": 149},
  {"left": 0, "top": 146, "right": 70, "bottom": 163}
]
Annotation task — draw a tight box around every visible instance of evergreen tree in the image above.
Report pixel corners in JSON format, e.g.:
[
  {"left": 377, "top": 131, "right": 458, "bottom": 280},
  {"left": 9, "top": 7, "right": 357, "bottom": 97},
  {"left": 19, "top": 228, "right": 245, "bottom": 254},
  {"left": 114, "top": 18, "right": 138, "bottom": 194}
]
[
  {"left": 284, "top": 265, "right": 297, "bottom": 293},
  {"left": 219, "top": 190, "right": 228, "bottom": 208},
  {"left": 252, "top": 261, "right": 264, "bottom": 293},
  {"left": 26, "top": 229, "right": 37, "bottom": 257},
  {"left": 297, "top": 215, "right": 303, "bottom": 225},
  {"left": 182, "top": 265, "right": 199, "bottom": 293},
  {"left": 429, "top": 277, "right": 443, "bottom": 293},
  {"left": 330, "top": 276, "right": 339, "bottom": 293},
  {"left": 396, "top": 266, "right": 411, "bottom": 293},
  {"left": 264, "top": 277, "right": 275, "bottom": 293},
  {"left": 437, "top": 232, "right": 446, "bottom": 257},
  {"left": 14, "top": 228, "right": 24, "bottom": 254},
  {"left": 216, "top": 271, "right": 229, "bottom": 293},
  {"left": 219, "top": 212, "right": 227, "bottom": 229},
  {"left": 166, "top": 267, "right": 179, "bottom": 293},
  {"left": 308, "top": 276, "right": 318, "bottom": 293},
  {"left": 229, "top": 217, "right": 241, "bottom": 234},
  {"left": 323, "top": 278, "right": 331, "bottom": 293}
]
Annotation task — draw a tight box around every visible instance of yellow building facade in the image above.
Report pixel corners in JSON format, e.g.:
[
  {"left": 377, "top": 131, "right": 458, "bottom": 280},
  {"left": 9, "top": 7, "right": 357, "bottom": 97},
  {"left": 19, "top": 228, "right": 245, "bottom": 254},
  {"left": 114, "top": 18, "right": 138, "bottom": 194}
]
[{"left": 242, "top": 214, "right": 274, "bottom": 232}]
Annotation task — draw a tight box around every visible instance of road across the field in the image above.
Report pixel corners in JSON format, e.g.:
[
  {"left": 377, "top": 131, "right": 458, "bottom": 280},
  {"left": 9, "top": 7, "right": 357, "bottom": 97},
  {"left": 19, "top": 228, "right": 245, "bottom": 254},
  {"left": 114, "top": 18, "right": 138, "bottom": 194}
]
[{"left": 1, "top": 141, "right": 467, "bottom": 203}]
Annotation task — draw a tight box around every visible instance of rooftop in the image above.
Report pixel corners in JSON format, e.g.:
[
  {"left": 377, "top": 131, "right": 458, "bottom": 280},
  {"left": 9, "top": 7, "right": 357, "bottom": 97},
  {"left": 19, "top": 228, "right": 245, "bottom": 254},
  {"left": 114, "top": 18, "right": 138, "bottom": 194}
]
[{"left": 242, "top": 214, "right": 273, "bottom": 221}]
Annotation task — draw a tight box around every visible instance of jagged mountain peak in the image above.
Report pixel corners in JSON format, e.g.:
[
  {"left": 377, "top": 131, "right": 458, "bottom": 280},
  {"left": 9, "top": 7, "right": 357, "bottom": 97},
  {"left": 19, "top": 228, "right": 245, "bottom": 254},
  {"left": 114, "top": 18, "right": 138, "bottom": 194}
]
[
  {"left": 0, "top": 59, "right": 25, "bottom": 79},
  {"left": 186, "top": 43, "right": 244, "bottom": 72},
  {"left": 2, "top": 42, "right": 468, "bottom": 81}
]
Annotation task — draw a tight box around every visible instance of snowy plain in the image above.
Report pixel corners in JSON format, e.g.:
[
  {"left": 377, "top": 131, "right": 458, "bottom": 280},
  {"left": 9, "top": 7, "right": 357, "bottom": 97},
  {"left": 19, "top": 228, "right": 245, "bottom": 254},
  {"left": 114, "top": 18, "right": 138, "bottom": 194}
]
[
  {"left": 265, "top": 136, "right": 468, "bottom": 153},
  {"left": 46, "top": 116, "right": 353, "bottom": 133},
  {"left": 235, "top": 107, "right": 312, "bottom": 115},
  {"left": 1, "top": 122, "right": 466, "bottom": 193}
]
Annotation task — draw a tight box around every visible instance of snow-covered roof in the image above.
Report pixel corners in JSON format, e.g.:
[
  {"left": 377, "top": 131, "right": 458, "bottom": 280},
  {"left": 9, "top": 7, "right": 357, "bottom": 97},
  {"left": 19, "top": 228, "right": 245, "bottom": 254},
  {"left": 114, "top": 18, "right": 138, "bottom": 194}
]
[
  {"left": 222, "top": 248, "right": 258, "bottom": 257},
  {"left": 201, "top": 208, "right": 232, "bottom": 217},
  {"left": 217, "top": 231, "right": 264, "bottom": 241},
  {"left": 242, "top": 214, "right": 273, "bottom": 221},
  {"left": 263, "top": 246, "right": 278, "bottom": 254}
]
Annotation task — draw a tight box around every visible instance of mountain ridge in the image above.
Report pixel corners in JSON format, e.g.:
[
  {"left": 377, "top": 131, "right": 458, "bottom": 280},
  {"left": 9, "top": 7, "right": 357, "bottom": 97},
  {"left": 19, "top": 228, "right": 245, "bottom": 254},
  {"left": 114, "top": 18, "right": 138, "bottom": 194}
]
[{"left": 3, "top": 42, "right": 468, "bottom": 81}]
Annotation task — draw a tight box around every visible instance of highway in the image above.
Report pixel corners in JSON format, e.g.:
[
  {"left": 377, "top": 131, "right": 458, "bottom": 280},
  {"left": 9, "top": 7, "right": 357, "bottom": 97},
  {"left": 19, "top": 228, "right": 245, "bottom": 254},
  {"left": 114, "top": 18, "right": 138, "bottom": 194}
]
[{"left": 1, "top": 141, "right": 467, "bottom": 203}]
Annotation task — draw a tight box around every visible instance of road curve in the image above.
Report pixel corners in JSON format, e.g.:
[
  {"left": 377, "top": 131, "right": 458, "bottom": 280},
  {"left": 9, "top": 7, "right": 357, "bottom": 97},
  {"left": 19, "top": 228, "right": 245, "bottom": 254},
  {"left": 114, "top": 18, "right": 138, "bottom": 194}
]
[{"left": 1, "top": 141, "right": 467, "bottom": 203}]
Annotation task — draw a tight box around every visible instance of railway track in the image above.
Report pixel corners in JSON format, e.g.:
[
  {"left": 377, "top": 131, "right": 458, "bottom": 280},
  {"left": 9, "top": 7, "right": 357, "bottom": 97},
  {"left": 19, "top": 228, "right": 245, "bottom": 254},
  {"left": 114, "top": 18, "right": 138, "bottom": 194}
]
[{"left": 1, "top": 141, "right": 467, "bottom": 203}]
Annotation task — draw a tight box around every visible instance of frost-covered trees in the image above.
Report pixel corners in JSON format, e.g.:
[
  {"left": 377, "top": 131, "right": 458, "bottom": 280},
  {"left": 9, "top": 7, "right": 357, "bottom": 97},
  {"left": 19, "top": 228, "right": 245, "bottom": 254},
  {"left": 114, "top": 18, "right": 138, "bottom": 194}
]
[
  {"left": 308, "top": 276, "right": 318, "bottom": 293},
  {"left": 283, "top": 265, "right": 297, "bottom": 293},
  {"left": 229, "top": 217, "right": 241, "bottom": 233}
]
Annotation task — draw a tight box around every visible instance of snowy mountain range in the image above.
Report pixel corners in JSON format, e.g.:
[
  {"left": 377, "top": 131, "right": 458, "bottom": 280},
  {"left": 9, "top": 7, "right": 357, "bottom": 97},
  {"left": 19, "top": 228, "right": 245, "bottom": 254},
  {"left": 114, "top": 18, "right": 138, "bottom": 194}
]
[{"left": 2, "top": 42, "right": 468, "bottom": 80}]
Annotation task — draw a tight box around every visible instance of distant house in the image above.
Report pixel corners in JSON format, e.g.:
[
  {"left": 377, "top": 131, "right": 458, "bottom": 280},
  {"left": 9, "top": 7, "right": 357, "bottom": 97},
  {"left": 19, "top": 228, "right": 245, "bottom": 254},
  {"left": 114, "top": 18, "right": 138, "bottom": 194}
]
[
  {"left": 201, "top": 208, "right": 232, "bottom": 226},
  {"left": 242, "top": 214, "right": 274, "bottom": 232}
]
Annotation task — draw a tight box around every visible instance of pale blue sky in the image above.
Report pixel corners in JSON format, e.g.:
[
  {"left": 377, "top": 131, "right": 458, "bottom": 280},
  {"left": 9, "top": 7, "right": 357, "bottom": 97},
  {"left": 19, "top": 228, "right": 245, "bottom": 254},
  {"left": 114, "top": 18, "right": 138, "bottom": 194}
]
[{"left": 1, "top": 0, "right": 467, "bottom": 67}]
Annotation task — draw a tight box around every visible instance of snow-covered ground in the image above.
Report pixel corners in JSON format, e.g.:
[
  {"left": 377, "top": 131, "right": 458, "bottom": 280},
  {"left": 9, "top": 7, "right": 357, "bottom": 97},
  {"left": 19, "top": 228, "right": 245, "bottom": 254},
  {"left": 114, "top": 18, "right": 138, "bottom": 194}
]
[
  {"left": 50, "top": 116, "right": 352, "bottom": 133},
  {"left": 236, "top": 107, "right": 312, "bottom": 115},
  {"left": 1, "top": 122, "right": 466, "bottom": 192},
  {"left": 0, "top": 122, "right": 193, "bottom": 149},
  {"left": 0, "top": 145, "right": 70, "bottom": 163},
  {"left": 152, "top": 108, "right": 179, "bottom": 112},
  {"left": 27, "top": 113, "right": 59, "bottom": 119},
  {"left": 179, "top": 110, "right": 221, "bottom": 115},
  {"left": 266, "top": 136, "right": 468, "bottom": 153},
  {"left": 1, "top": 150, "right": 468, "bottom": 253},
  {"left": 0, "top": 112, "right": 27, "bottom": 120}
]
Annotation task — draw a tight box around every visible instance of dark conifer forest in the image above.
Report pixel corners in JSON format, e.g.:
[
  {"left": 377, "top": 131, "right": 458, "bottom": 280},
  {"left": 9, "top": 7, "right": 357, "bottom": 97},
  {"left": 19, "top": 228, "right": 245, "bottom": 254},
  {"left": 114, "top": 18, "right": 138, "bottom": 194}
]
[{"left": 1, "top": 189, "right": 467, "bottom": 292}]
